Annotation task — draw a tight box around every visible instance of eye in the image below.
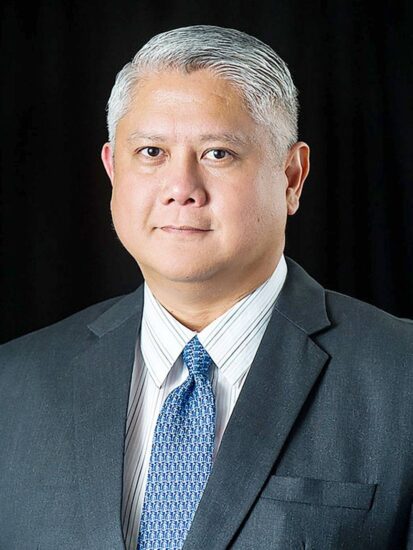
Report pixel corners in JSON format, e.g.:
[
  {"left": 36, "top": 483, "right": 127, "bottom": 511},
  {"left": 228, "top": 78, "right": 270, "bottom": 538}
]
[
  {"left": 204, "top": 149, "right": 232, "bottom": 160},
  {"left": 139, "top": 146, "right": 163, "bottom": 158}
]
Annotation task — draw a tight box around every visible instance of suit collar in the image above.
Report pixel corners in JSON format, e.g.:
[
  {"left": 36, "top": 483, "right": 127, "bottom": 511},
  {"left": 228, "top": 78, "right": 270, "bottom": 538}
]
[
  {"left": 275, "top": 257, "right": 331, "bottom": 335},
  {"left": 87, "top": 286, "right": 144, "bottom": 337}
]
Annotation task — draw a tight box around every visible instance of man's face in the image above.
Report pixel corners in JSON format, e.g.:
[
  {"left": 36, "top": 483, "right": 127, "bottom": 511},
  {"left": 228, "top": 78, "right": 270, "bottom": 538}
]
[{"left": 102, "top": 69, "right": 308, "bottom": 290}]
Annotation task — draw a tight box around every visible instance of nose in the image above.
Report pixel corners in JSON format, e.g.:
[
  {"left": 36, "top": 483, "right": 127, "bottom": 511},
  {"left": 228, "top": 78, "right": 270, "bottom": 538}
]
[{"left": 160, "top": 153, "right": 207, "bottom": 207}]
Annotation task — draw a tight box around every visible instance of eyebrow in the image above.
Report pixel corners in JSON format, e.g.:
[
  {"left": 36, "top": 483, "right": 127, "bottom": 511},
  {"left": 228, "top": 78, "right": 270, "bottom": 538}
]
[
  {"left": 127, "top": 132, "right": 252, "bottom": 148},
  {"left": 199, "top": 133, "right": 252, "bottom": 147}
]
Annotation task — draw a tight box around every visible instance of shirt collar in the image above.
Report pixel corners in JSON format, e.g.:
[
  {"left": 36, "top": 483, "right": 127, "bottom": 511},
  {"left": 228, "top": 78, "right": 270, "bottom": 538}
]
[{"left": 141, "top": 255, "right": 287, "bottom": 388}]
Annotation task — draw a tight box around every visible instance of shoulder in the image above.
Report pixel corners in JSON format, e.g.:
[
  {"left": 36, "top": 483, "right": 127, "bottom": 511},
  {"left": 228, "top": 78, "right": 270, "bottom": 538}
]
[
  {"left": 282, "top": 257, "right": 413, "bottom": 348},
  {"left": 324, "top": 288, "right": 413, "bottom": 344},
  {"left": 282, "top": 257, "right": 412, "bottom": 363},
  {"left": 0, "top": 292, "right": 134, "bottom": 364},
  {"left": 314, "top": 289, "right": 413, "bottom": 389},
  {"left": 0, "top": 287, "right": 143, "bottom": 422}
]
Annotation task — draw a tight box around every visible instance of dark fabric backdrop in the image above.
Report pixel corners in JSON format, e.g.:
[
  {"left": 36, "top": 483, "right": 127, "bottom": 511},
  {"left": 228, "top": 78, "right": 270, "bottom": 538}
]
[{"left": 1, "top": 0, "right": 412, "bottom": 344}]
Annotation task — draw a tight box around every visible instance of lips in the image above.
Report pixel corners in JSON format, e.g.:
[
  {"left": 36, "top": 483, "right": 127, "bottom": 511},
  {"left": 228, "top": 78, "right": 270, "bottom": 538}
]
[{"left": 160, "top": 225, "right": 211, "bottom": 231}]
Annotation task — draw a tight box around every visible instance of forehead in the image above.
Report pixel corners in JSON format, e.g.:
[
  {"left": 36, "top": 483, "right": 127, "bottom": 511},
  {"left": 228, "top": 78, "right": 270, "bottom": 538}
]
[
  {"left": 132, "top": 68, "right": 246, "bottom": 107},
  {"left": 116, "top": 68, "right": 262, "bottom": 141}
]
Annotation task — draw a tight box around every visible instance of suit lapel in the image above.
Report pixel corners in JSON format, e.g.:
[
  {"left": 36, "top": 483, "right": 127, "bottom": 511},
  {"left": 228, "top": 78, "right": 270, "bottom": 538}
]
[
  {"left": 183, "top": 258, "right": 331, "bottom": 549},
  {"left": 71, "top": 287, "right": 143, "bottom": 548}
]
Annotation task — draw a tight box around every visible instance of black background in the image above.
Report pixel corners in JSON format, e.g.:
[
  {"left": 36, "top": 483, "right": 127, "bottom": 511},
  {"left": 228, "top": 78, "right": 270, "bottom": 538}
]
[{"left": 1, "top": 0, "right": 412, "bottom": 344}]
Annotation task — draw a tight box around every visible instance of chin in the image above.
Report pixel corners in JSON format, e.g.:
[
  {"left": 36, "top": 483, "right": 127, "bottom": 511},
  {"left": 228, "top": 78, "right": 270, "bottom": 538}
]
[{"left": 144, "top": 260, "right": 224, "bottom": 285}]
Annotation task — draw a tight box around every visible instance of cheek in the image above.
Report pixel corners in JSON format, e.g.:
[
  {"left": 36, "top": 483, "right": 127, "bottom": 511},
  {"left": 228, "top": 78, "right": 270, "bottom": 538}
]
[
  {"left": 220, "top": 182, "right": 288, "bottom": 254},
  {"left": 222, "top": 182, "right": 284, "bottom": 230},
  {"left": 253, "top": 176, "right": 289, "bottom": 227},
  {"left": 110, "top": 180, "right": 152, "bottom": 239},
  {"left": 212, "top": 194, "right": 263, "bottom": 252}
]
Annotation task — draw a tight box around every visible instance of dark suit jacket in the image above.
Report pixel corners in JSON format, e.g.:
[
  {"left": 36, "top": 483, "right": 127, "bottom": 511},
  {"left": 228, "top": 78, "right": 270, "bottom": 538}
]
[{"left": 1, "top": 258, "right": 412, "bottom": 549}]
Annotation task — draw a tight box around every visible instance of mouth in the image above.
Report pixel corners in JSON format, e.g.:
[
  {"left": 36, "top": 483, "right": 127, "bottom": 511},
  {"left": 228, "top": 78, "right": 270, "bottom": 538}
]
[{"left": 159, "top": 225, "right": 211, "bottom": 233}]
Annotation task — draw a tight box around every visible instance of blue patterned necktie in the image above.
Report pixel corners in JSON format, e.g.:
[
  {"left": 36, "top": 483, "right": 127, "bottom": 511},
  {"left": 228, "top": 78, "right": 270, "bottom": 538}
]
[{"left": 137, "top": 335, "right": 216, "bottom": 550}]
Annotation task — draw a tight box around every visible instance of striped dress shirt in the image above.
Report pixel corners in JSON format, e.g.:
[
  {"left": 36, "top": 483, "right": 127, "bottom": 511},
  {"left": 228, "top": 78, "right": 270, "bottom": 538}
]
[{"left": 122, "top": 255, "right": 288, "bottom": 549}]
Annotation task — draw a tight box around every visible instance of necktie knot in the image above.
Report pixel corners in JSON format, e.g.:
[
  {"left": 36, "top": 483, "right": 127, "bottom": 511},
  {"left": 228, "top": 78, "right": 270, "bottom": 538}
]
[{"left": 183, "top": 336, "right": 212, "bottom": 378}]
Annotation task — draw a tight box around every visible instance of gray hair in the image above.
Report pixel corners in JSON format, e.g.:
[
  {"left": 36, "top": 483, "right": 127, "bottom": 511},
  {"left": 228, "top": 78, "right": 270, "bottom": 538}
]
[{"left": 106, "top": 25, "right": 299, "bottom": 160}]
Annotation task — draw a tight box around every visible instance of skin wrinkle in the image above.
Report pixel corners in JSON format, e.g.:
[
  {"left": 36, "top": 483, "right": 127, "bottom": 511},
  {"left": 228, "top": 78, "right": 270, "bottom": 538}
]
[{"left": 101, "top": 69, "right": 309, "bottom": 331}]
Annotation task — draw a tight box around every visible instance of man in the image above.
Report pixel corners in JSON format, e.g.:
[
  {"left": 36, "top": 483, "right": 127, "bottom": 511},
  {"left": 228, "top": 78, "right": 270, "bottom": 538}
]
[{"left": 0, "top": 24, "right": 412, "bottom": 550}]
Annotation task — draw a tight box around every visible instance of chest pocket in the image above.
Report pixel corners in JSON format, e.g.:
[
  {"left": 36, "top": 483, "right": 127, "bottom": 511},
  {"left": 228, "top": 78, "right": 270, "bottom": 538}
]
[{"left": 260, "top": 475, "right": 377, "bottom": 510}]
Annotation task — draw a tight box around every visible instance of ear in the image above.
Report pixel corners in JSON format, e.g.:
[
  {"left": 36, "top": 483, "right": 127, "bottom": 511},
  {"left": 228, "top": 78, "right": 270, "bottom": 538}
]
[
  {"left": 101, "top": 142, "right": 115, "bottom": 186},
  {"left": 284, "top": 141, "right": 310, "bottom": 216}
]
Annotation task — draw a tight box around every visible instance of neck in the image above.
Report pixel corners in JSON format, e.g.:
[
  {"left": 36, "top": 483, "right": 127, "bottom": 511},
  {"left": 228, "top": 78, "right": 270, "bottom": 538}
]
[{"left": 143, "top": 256, "right": 282, "bottom": 332}]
